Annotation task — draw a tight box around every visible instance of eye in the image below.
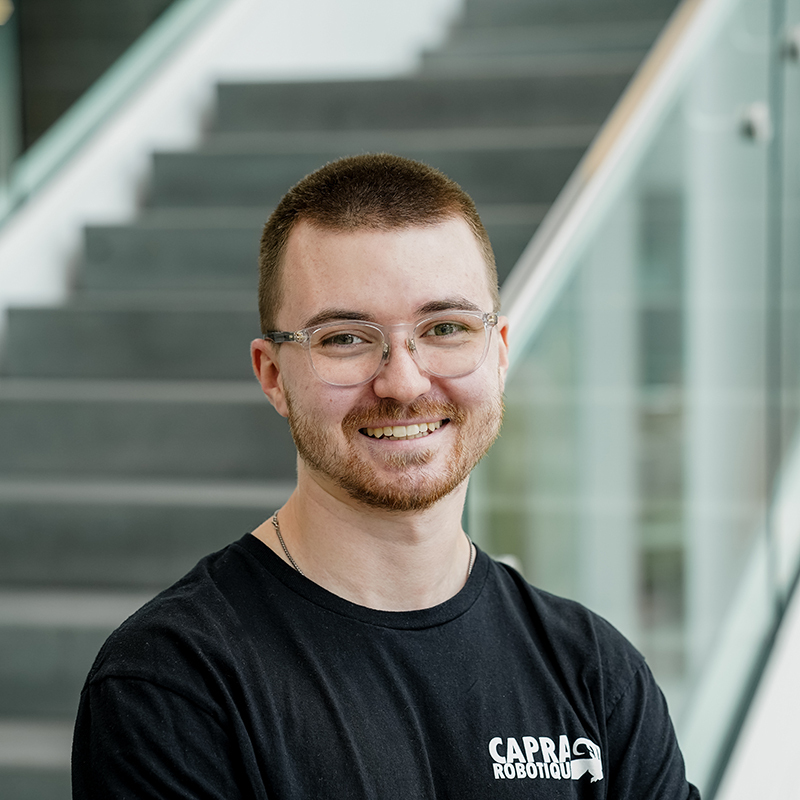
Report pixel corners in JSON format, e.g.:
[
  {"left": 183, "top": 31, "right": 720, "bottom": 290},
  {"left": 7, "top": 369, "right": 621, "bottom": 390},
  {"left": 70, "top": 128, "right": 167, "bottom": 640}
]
[
  {"left": 311, "top": 324, "right": 381, "bottom": 354},
  {"left": 320, "top": 332, "right": 367, "bottom": 347},
  {"left": 420, "top": 318, "right": 474, "bottom": 339},
  {"left": 428, "top": 322, "right": 462, "bottom": 337}
]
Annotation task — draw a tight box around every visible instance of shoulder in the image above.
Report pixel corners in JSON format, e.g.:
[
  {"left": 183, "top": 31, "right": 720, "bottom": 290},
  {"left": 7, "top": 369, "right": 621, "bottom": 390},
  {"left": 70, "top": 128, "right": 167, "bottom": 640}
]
[
  {"left": 86, "top": 537, "right": 258, "bottom": 690},
  {"left": 483, "top": 555, "right": 642, "bottom": 655},
  {"left": 482, "top": 555, "right": 646, "bottom": 712}
]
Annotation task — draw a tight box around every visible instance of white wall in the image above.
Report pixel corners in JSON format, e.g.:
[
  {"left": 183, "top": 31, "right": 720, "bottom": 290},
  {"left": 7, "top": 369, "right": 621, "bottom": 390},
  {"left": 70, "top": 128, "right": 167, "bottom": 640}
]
[
  {"left": 214, "top": 0, "right": 463, "bottom": 81},
  {"left": 714, "top": 583, "right": 800, "bottom": 800},
  {"left": 0, "top": 0, "right": 462, "bottom": 339}
]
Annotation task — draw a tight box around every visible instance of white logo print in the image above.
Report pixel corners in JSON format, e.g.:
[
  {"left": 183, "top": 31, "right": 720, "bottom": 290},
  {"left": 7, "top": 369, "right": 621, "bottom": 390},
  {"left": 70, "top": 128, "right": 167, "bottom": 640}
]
[
  {"left": 487, "top": 734, "right": 604, "bottom": 783},
  {"left": 569, "top": 738, "right": 603, "bottom": 783}
]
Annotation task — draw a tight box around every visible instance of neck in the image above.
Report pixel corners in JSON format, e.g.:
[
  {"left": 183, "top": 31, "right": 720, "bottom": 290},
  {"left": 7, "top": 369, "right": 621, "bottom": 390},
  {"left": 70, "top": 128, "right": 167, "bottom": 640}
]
[{"left": 252, "top": 471, "right": 473, "bottom": 612}]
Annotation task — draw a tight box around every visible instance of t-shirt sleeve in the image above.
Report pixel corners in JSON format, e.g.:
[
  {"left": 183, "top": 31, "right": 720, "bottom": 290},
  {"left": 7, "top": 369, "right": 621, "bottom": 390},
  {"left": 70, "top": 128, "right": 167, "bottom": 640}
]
[
  {"left": 72, "top": 676, "right": 257, "bottom": 799},
  {"left": 605, "top": 660, "right": 701, "bottom": 799}
]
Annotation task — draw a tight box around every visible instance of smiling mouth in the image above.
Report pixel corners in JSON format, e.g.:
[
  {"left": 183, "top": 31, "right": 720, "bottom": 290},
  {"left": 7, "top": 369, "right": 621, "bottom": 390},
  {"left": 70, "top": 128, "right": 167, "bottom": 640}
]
[{"left": 361, "top": 420, "right": 447, "bottom": 440}]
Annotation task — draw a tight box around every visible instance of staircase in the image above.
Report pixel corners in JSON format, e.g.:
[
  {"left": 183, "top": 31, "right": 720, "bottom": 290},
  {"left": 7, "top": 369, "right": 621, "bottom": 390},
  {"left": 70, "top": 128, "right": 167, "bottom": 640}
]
[{"left": 0, "top": 0, "right": 679, "bottom": 796}]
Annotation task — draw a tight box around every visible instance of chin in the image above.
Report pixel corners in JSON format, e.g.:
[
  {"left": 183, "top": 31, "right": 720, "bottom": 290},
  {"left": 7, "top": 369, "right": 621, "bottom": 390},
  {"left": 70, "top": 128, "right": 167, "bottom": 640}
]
[{"left": 285, "top": 387, "right": 503, "bottom": 513}]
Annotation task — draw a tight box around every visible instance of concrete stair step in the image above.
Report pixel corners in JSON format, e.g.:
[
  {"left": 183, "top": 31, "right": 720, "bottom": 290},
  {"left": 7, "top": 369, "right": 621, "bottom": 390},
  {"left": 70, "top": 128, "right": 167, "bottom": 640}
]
[
  {"left": 3, "top": 306, "right": 258, "bottom": 380},
  {"left": 0, "top": 591, "right": 152, "bottom": 718},
  {"left": 0, "top": 719, "right": 72, "bottom": 800},
  {"left": 211, "top": 74, "right": 630, "bottom": 132},
  {"left": 62, "top": 289, "right": 258, "bottom": 309},
  {"left": 0, "top": 477, "right": 290, "bottom": 588},
  {"left": 420, "top": 20, "right": 662, "bottom": 75},
  {"left": 455, "top": 0, "right": 678, "bottom": 28},
  {"left": 201, "top": 125, "right": 598, "bottom": 154},
  {"left": 434, "top": 19, "right": 665, "bottom": 56},
  {"left": 78, "top": 202, "right": 544, "bottom": 292},
  {"left": 419, "top": 49, "right": 644, "bottom": 78},
  {"left": 146, "top": 145, "right": 585, "bottom": 209},
  {"left": 82, "top": 214, "right": 263, "bottom": 292},
  {"left": 0, "top": 379, "right": 294, "bottom": 480}
]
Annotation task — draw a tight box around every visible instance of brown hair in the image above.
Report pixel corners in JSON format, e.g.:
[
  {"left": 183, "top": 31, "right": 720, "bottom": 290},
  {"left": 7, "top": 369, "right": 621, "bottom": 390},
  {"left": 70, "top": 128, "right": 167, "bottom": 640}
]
[{"left": 258, "top": 153, "right": 498, "bottom": 331}]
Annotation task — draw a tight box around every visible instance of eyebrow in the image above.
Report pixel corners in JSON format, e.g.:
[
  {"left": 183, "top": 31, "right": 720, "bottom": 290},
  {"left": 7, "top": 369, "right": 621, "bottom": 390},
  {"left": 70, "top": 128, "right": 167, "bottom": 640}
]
[
  {"left": 302, "top": 309, "right": 377, "bottom": 328},
  {"left": 301, "top": 297, "right": 483, "bottom": 329},
  {"left": 415, "top": 297, "right": 483, "bottom": 316}
]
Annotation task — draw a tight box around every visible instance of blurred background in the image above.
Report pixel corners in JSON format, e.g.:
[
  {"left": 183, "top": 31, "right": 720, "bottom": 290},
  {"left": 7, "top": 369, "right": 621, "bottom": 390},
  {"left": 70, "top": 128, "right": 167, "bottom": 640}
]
[{"left": 0, "top": 0, "right": 798, "bottom": 797}]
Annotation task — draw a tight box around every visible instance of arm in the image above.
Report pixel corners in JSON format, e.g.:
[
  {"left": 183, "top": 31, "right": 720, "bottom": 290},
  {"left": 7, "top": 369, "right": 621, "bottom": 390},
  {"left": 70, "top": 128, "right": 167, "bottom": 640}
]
[
  {"left": 605, "top": 662, "right": 701, "bottom": 799},
  {"left": 72, "top": 676, "right": 259, "bottom": 799}
]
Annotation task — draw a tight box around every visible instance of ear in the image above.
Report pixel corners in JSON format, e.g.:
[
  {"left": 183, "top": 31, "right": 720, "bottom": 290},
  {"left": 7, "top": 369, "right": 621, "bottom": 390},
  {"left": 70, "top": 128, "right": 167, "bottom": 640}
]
[
  {"left": 251, "top": 338, "right": 289, "bottom": 418},
  {"left": 496, "top": 315, "right": 510, "bottom": 387}
]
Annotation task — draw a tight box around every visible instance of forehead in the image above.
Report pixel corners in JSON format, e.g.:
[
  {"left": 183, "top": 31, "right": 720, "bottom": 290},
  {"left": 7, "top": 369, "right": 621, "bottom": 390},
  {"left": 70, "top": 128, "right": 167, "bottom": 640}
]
[{"left": 279, "top": 217, "right": 493, "bottom": 327}]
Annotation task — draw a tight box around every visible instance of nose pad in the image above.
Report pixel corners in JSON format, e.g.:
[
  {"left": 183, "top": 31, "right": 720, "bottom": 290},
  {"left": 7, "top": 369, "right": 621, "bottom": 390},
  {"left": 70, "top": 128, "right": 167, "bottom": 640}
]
[
  {"left": 371, "top": 340, "right": 392, "bottom": 379},
  {"left": 371, "top": 333, "right": 430, "bottom": 400},
  {"left": 379, "top": 336, "right": 418, "bottom": 369},
  {"left": 404, "top": 337, "right": 428, "bottom": 374},
  {"left": 382, "top": 337, "right": 422, "bottom": 371}
]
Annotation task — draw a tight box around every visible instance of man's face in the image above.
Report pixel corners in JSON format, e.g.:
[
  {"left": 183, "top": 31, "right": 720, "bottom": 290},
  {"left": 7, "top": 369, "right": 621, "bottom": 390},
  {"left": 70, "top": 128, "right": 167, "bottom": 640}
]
[{"left": 253, "top": 217, "right": 509, "bottom": 512}]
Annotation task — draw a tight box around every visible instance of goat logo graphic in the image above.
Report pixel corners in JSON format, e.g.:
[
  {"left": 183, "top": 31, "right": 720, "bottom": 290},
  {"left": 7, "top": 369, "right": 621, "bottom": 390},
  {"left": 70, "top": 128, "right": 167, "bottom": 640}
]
[
  {"left": 570, "top": 738, "right": 603, "bottom": 782},
  {"left": 488, "top": 734, "right": 604, "bottom": 783}
]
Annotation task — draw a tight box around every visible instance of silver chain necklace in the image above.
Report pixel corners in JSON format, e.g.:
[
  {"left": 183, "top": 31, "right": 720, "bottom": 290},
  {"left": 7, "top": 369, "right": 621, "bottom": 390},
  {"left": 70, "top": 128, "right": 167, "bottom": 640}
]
[
  {"left": 271, "top": 513, "right": 476, "bottom": 580},
  {"left": 272, "top": 513, "right": 305, "bottom": 575}
]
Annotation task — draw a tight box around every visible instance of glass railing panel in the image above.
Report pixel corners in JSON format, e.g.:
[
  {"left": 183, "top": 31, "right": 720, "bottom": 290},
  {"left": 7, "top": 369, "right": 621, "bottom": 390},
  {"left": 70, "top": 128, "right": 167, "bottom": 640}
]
[
  {"left": 469, "top": 0, "right": 790, "bottom": 793},
  {"left": 777, "top": 0, "right": 800, "bottom": 594},
  {"left": 680, "top": 0, "right": 772, "bottom": 742}
]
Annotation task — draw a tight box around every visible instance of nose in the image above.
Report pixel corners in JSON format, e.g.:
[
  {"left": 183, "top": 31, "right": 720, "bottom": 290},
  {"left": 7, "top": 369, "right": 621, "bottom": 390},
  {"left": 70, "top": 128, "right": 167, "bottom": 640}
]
[{"left": 370, "top": 335, "right": 431, "bottom": 403}]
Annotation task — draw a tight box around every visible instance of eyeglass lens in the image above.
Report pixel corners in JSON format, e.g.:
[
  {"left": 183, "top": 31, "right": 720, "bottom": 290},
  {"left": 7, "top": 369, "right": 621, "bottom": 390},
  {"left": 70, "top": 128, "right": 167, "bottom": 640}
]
[{"left": 307, "top": 313, "right": 491, "bottom": 386}]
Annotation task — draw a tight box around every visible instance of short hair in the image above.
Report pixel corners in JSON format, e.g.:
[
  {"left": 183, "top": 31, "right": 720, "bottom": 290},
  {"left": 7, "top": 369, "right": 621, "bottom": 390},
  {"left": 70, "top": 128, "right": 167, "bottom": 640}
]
[{"left": 258, "top": 153, "right": 499, "bottom": 332}]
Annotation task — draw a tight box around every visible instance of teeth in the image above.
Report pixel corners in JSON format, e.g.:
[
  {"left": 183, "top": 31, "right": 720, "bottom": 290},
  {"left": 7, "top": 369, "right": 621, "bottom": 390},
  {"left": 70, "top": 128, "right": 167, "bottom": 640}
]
[{"left": 364, "top": 420, "right": 443, "bottom": 440}]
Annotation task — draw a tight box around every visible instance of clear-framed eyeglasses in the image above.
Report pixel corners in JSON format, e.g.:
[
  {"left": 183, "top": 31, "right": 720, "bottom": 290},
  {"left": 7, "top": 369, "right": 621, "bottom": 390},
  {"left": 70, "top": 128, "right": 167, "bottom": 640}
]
[{"left": 263, "top": 311, "right": 499, "bottom": 387}]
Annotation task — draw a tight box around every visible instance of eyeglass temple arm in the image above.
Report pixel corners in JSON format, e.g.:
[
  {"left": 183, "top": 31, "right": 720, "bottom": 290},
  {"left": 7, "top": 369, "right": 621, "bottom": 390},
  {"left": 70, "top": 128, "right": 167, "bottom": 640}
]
[{"left": 262, "top": 331, "right": 299, "bottom": 343}]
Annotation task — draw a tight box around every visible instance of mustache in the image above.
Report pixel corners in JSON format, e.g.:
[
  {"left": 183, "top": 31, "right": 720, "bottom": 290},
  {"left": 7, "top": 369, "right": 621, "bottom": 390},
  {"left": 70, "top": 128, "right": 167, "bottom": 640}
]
[{"left": 342, "top": 397, "right": 465, "bottom": 430}]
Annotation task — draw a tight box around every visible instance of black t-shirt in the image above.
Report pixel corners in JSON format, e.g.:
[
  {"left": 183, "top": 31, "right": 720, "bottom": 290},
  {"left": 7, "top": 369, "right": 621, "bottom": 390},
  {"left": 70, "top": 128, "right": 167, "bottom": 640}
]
[{"left": 72, "top": 534, "right": 700, "bottom": 799}]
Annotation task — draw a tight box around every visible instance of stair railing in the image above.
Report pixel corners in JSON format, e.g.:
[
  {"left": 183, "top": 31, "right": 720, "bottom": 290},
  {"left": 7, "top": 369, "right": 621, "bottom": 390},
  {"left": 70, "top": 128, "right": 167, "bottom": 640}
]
[{"left": 469, "top": 0, "right": 799, "bottom": 795}]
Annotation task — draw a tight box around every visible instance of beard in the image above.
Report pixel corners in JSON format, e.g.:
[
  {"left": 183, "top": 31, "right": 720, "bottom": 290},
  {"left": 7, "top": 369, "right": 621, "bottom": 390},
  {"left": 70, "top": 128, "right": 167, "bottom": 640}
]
[{"left": 284, "top": 389, "right": 504, "bottom": 512}]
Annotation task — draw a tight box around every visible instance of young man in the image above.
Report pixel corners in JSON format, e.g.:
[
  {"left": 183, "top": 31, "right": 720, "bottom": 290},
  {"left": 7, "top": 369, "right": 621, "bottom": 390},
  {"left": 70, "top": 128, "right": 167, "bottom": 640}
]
[{"left": 72, "top": 154, "right": 700, "bottom": 798}]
